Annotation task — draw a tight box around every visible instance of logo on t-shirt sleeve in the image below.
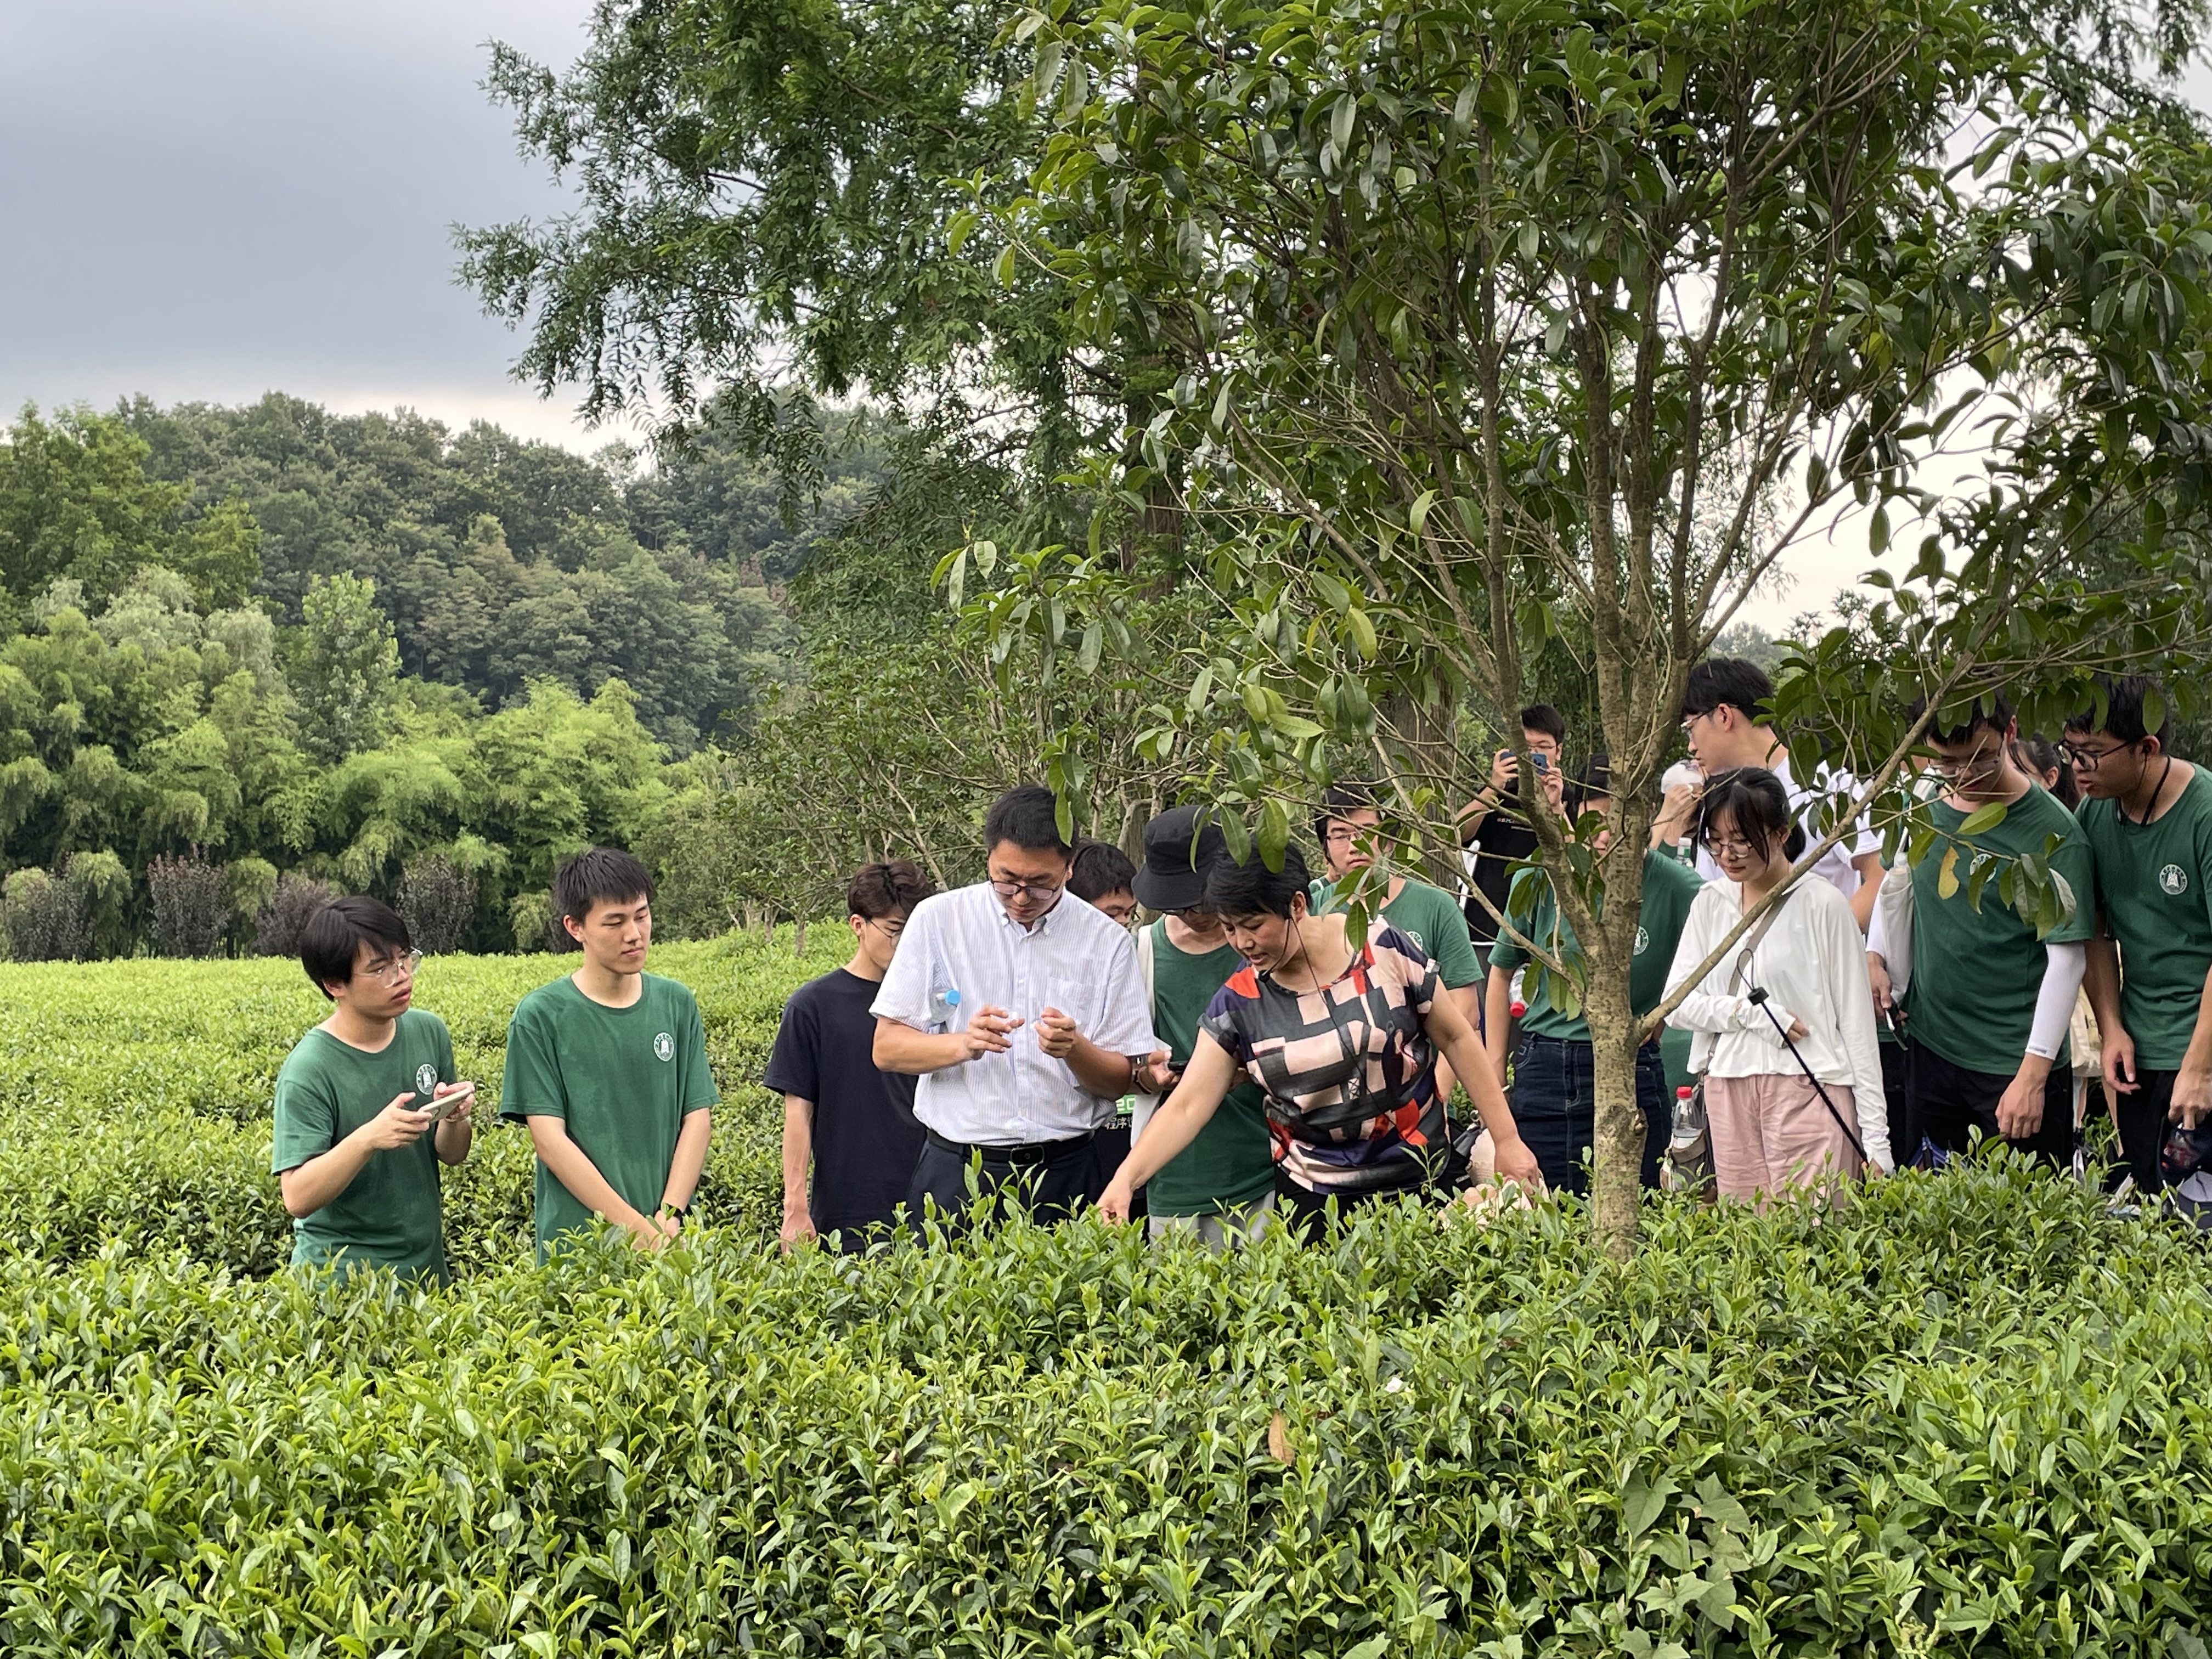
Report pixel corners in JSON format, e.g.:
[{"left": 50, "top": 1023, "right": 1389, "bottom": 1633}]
[
  {"left": 2162, "top": 864, "right": 2190, "bottom": 896},
  {"left": 415, "top": 1062, "right": 438, "bottom": 1097},
  {"left": 654, "top": 1031, "right": 675, "bottom": 1062}
]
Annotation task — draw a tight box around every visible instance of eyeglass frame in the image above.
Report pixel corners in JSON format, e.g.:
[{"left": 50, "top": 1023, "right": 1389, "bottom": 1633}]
[
  {"left": 363, "top": 949, "right": 424, "bottom": 986},
  {"left": 988, "top": 873, "right": 1066, "bottom": 902},
  {"left": 2057, "top": 738, "right": 2138, "bottom": 772}
]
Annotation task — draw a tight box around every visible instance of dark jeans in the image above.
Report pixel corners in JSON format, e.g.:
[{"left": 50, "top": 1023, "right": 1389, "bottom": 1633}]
[
  {"left": 2115, "top": 1068, "right": 2180, "bottom": 1193},
  {"left": 1272, "top": 1167, "right": 1429, "bottom": 1240},
  {"left": 1910, "top": 1041, "right": 2072, "bottom": 1166},
  {"left": 1509, "top": 1034, "right": 1669, "bottom": 1195},
  {"left": 906, "top": 1130, "right": 1098, "bottom": 1236}
]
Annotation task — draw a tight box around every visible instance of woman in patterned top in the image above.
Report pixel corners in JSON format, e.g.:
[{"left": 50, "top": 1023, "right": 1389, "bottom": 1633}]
[{"left": 1099, "top": 842, "right": 1541, "bottom": 1233}]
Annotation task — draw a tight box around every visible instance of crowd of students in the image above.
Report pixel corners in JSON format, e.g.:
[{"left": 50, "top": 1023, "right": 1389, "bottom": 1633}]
[{"left": 267, "top": 664, "right": 2212, "bottom": 1280}]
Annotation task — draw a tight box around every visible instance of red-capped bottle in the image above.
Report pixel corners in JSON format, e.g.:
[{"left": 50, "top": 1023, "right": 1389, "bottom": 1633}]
[{"left": 1509, "top": 1000, "right": 1527, "bottom": 1018}]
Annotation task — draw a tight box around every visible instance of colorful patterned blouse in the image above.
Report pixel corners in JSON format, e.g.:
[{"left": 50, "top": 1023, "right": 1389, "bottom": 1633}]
[{"left": 1200, "top": 925, "right": 1446, "bottom": 1194}]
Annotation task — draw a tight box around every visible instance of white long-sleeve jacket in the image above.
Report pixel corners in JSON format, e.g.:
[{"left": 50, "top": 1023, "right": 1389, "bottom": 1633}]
[{"left": 1664, "top": 876, "right": 1893, "bottom": 1171}]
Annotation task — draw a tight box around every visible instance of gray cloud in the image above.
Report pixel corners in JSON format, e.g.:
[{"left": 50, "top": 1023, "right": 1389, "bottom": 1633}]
[{"left": 0, "top": 0, "right": 602, "bottom": 444}]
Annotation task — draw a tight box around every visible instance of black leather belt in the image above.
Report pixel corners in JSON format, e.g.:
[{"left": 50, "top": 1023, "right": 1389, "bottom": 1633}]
[{"left": 925, "top": 1126, "right": 1097, "bottom": 1166}]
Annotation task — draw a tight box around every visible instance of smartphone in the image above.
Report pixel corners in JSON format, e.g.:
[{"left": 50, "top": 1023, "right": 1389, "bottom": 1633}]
[
  {"left": 420, "top": 1081, "right": 476, "bottom": 1122},
  {"left": 1533, "top": 753, "right": 1549, "bottom": 773}
]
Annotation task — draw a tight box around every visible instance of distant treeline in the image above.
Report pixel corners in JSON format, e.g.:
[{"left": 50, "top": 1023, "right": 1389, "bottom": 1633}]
[{"left": 0, "top": 395, "right": 884, "bottom": 960}]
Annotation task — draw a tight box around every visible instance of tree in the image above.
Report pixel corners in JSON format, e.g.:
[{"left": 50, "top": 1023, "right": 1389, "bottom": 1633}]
[
  {"left": 291, "top": 573, "right": 400, "bottom": 763},
  {"left": 979, "top": 0, "right": 2212, "bottom": 1253}
]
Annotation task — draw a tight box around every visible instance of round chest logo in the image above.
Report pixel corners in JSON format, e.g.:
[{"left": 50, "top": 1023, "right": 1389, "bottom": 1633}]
[
  {"left": 1633, "top": 925, "right": 1650, "bottom": 956},
  {"left": 653, "top": 1031, "right": 675, "bottom": 1062},
  {"left": 415, "top": 1063, "right": 438, "bottom": 1096},
  {"left": 2162, "top": 864, "right": 2189, "bottom": 896}
]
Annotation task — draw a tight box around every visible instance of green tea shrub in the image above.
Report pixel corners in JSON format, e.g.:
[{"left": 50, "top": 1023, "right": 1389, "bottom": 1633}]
[{"left": 0, "top": 1167, "right": 2203, "bottom": 1655}]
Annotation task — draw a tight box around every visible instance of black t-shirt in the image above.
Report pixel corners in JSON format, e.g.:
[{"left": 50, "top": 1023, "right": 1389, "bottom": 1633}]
[
  {"left": 764, "top": 967, "right": 924, "bottom": 1236},
  {"left": 1462, "top": 783, "right": 1582, "bottom": 945}
]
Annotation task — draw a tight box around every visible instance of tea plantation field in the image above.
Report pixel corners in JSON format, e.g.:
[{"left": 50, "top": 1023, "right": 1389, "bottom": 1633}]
[{"left": 1, "top": 944, "right": 2209, "bottom": 1654}]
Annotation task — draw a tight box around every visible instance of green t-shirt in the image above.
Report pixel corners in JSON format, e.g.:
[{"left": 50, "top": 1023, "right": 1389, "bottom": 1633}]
[
  {"left": 2078, "top": 766, "right": 2212, "bottom": 1069},
  {"left": 270, "top": 1009, "right": 456, "bottom": 1284},
  {"left": 499, "top": 973, "right": 720, "bottom": 1257},
  {"left": 1139, "top": 920, "right": 1276, "bottom": 1217},
  {"left": 1487, "top": 851, "right": 1704, "bottom": 1043},
  {"left": 1308, "top": 875, "right": 1483, "bottom": 990},
  {"left": 1907, "top": 783, "right": 2093, "bottom": 1075}
]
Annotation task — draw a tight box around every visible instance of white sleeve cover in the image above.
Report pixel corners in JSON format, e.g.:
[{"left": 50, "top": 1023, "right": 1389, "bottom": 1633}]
[
  {"left": 2027, "top": 941, "right": 2089, "bottom": 1062},
  {"left": 1869, "top": 862, "right": 1915, "bottom": 996}
]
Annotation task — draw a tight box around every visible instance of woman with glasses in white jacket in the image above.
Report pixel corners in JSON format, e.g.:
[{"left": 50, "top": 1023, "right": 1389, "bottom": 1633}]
[{"left": 1665, "top": 767, "right": 1892, "bottom": 1201}]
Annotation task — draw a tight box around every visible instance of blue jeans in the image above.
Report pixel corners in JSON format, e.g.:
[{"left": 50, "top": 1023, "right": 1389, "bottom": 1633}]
[{"left": 1510, "top": 1034, "right": 1670, "bottom": 1195}]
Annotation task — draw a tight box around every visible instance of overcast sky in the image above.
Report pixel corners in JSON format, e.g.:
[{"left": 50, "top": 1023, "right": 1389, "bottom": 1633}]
[
  {"left": 0, "top": 0, "right": 599, "bottom": 447},
  {"left": 2, "top": 5, "right": 2207, "bottom": 628}
]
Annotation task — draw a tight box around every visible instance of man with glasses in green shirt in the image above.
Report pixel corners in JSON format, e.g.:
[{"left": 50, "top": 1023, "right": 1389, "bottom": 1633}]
[
  {"left": 2065, "top": 674, "right": 2212, "bottom": 1192},
  {"left": 272, "top": 896, "right": 476, "bottom": 1284}
]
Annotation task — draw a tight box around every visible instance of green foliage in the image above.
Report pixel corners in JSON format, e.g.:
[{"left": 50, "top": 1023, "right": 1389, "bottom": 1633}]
[
  {"left": 290, "top": 572, "right": 400, "bottom": 761},
  {"left": 0, "top": 405, "right": 260, "bottom": 616},
  {"left": 0, "top": 1134, "right": 2205, "bottom": 1650}
]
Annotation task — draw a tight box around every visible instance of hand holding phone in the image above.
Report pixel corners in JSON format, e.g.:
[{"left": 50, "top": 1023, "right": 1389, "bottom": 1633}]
[{"left": 421, "top": 1080, "right": 477, "bottom": 1123}]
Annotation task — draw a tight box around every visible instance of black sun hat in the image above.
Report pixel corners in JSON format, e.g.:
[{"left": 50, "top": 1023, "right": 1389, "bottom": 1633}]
[{"left": 1132, "top": 805, "right": 1229, "bottom": 912}]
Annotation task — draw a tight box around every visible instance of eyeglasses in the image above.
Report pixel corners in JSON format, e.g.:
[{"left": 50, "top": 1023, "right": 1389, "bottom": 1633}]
[
  {"left": 865, "top": 917, "right": 905, "bottom": 939},
  {"left": 365, "top": 950, "right": 423, "bottom": 986},
  {"left": 2058, "top": 740, "right": 2132, "bottom": 772},
  {"left": 1701, "top": 834, "right": 1758, "bottom": 855},
  {"left": 989, "top": 875, "right": 1065, "bottom": 901},
  {"left": 1928, "top": 744, "right": 2006, "bottom": 779}
]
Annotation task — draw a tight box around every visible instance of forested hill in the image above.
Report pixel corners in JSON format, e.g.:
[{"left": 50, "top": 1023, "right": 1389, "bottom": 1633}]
[
  {"left": 4, "top": 395, "right": 883, "bottom": 751},
  {"left": 0, "top": 395, "right": 885, "bottom": 960}
]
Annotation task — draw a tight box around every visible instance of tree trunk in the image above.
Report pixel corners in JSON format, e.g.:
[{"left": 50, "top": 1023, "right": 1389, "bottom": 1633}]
[
  {"left": 1379, "top": 687, "right": 1464, "bottom": 888},
  {"left": 1583, "top": 953, "right": 1647, "bottom": 1260}
]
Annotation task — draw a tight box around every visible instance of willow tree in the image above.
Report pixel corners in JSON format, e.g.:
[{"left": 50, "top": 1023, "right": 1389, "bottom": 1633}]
[{"left": 970, "top": 0, "right": 2212, "bottom": 1251}]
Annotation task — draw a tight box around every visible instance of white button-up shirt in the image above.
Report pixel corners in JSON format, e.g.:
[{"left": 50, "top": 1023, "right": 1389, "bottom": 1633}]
[{"left": 872, "top": 881, "right": 1159, "bottom": 1145}]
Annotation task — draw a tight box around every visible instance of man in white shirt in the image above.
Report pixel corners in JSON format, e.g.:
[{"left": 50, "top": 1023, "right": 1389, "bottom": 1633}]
[
  {"left": 1655, "top": 657, "right": 1884, "bottom": 927},
  {"left": 873, "top": 785, "right": 1164, "bottom": 1232}
]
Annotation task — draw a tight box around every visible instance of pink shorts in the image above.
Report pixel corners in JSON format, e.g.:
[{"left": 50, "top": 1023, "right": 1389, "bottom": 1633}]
[{"left": 1703, "top": 1073, "right": 1862, "bottom": 1204}]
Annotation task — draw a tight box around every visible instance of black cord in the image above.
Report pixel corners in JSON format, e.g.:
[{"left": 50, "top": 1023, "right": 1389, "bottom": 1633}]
[{"left": 1745, "top": 986, "right": 1869, "bottom": 1163}]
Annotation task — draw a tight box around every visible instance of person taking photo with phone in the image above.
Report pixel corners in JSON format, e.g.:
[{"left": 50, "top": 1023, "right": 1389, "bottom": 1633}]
[{"left": 271, "top": 896, "right": 475, "bottom": 1285}]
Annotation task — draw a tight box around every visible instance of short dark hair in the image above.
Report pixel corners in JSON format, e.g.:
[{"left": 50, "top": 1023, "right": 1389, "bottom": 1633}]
[
  {"left": 2064, "top": 673, "right": 2173, "bottom": 751},
  {"left": 300, "top": 895, "right": 410, "bottom": 998},
  {"left": 1691, "top": 766, "right": 1807, "bottom": 864},
  {"left": 1204, "top": 841, "right": 1313, "bottom": 919},
  {"left": 554, "top": 847, "right": 655, "bottom": 929},
  {"left": 1313, "top": 782, "right": 1377, "bottom": 848},
  {"left": 1909, "top": 688, "right": 2015, "bottom": 746},
  {"left": 1519, "top": 704, "right": 1566, "bottom": 745},
  {"left": 1068, "top": 840, "right": 1137, "bottom": 905},
  {"left": 1681, "top": 658, "right": 1775, "bottom": 724},
  {"left": 848, "top": 858, "right": 932, "bottom": 922},
  {"left": 983, "top": 785, "right": 1073, "bottom": 857}
]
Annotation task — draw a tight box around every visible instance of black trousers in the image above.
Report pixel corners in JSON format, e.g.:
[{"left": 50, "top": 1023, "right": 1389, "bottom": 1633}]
[
  {"left": 1880, "top": 1038, "right": 1916, "bottom": 1166},
  {"left": 1910, "top": 1041, "right": 2072, "bottom": 1166},
  {"left": 2113, "top": 1068, "right": 2181, "bottom": 1193},
  {"left": 906, "top": 1130, "right": 1098, "bottom": 1235}
]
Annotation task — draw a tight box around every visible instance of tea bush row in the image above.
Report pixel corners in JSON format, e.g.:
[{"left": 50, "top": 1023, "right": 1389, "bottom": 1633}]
[
  {"left": 0, "top": 935, "right": 837, "bottom": 1267},
  {"left": 0, "top": 1167, "right": 2205, "bottom": 1655}
]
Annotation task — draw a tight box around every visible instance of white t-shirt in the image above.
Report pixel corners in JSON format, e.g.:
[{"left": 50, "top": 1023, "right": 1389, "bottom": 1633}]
[{"left": 1690, "top": 753, "right": 1880, "bottom": 903}]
